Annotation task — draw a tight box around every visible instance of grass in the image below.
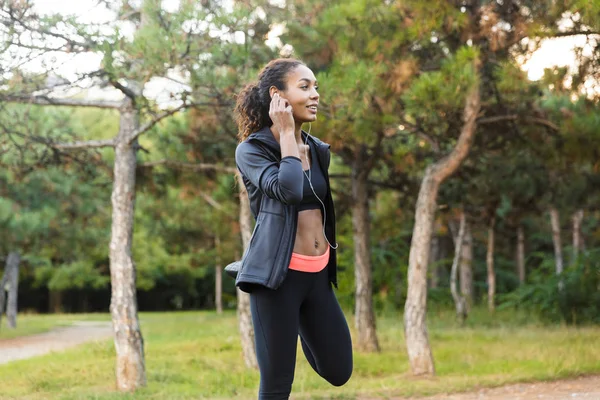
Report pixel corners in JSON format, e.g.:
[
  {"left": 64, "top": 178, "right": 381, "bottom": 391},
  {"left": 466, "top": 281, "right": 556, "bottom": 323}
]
[{"left": 0, "top": 308, "right": 599, "bottom": 399}]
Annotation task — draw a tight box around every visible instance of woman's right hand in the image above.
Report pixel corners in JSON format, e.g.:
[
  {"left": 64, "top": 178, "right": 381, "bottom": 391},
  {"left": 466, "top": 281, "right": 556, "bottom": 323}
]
[{"left": 269, "top": 93, "right": 295, "bottom": 135}]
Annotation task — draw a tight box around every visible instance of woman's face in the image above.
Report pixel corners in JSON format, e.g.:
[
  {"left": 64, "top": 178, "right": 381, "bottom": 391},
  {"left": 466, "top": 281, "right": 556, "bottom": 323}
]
[{"left": 278, "top": 65, "right": 320, "bottom": 124}]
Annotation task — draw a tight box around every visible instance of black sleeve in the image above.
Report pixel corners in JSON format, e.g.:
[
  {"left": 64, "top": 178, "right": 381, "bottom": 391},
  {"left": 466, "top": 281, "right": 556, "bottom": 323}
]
[{"left": 235, "top": 142, "right": 304, "bottom": 205}]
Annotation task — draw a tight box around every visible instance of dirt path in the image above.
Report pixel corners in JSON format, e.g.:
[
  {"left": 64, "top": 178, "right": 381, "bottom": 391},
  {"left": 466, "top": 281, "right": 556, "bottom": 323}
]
[
  {"left": 0, "top": 321, "right": 112, "bottom": 364},
  {"left": 361, "top": 375, "right": 600, "bottom": 400}
]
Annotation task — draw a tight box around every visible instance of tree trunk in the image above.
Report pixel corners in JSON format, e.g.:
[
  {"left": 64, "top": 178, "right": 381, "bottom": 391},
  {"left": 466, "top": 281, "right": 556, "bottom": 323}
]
[
  {"left": 5, "top": 252, "right": 19, "bottom": 329},
  {"left": 49, "top": 290, "right": 63, "bottom": 313},
  {"left": 0, "top": 258, "right": 8, "bottom": 328},
  {"left": 82, "top": 292, "right": 89, "bottom": 313},
  {"left": 572, "top": 209, "right": 583, "bottom": 262},
  {"left": 352, "top": 166, "right": 380, "bottom": 352},
  {"left": 236, "top": 171, "right": 258, "bottom": 369},
  {"left": 450, "top": 211, "right": 467, "bottom": 323},
  {"left": 404, "top": 82, "right": 480, "bottom": 376},
  {"left": 486, "top": 216, "right": 496, "bottom": 313},
  {"left": 404, "top": 173, "right": 438, "bottom": 375},
  {"left": 516, "top": 225, "right": 525, "bottom": 284},
  {"left": 0, "top": 253, "right": 12, "bottom": 325},
  {"left": 215, "top": 235, "right": 223, "bottom": 315},
  {"left": 428, "top": 219, "right": 441, "bottom": 289},
  {"left": 459, "top": 221, "right": 473, "bottom": 311},
  {"left": 109, "top": 98, "right": 146, "bottom": 391},
  {"left": 549, "top": 207, "right": 563, "bottom": 290},
  {"left": 0, "top": 252, "right": 20, "bottom": 329}
]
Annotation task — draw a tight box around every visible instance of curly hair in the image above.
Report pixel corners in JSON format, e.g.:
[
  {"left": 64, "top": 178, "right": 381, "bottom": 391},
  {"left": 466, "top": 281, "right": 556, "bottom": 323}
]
[{"left": 234, "top": 58, "right": 305, "bottom": 142}]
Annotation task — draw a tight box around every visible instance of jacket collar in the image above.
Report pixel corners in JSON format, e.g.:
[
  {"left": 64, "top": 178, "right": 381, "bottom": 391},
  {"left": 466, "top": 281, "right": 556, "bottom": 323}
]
[{"left": 247, "top": 126, "right": 330, "bottom": 153}]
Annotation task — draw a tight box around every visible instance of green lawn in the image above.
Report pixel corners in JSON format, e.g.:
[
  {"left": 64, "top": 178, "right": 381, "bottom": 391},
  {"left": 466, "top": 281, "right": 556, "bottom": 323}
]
[{"left": 0, "top": 309, "right": 599, "bottom": 399}]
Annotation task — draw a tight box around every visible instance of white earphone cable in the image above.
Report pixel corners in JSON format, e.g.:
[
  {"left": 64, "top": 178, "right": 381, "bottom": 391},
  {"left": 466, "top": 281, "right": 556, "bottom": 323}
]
[{"left": 302, "top": 123, "right": 338, "bottom": 250}]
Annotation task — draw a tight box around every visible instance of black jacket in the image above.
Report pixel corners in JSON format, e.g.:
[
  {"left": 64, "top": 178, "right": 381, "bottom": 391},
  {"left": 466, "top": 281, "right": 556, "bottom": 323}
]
[{"left": 234, "top": 126, "right": 338, "bottom": 293}]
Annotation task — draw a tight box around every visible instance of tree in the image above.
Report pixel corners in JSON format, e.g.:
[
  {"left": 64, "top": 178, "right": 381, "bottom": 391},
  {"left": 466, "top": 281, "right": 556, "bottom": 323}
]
[
  {"left": 0, "top": 104, "right": 114, "bottom": 313},
  {"left": 0, "top": 252, "right": 20, "bottom": 329},
  {"left": 486, "top": 215, "right": 496, "bottom": 312},
  {"left": 401, "top": 0, "right": 596, "bottom": 374},
  {"left": 236, "top": 171, "right": 258, "bottom": 369},
  {"left": 449, "top": 210, "right": 468, "bottom": 323},
  {"left": 404, "top": 61, "right": 481, "bottom": 374},
  {"left": 0, "top": 0, "right": 232, "bottom": 390}
]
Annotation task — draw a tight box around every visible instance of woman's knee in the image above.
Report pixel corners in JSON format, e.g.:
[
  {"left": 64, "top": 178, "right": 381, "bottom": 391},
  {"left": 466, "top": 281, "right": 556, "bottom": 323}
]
[
  {"left": 319, "top": 347, "right": 353, "bottom": 387},
  {"left": 323, "top": 363, "right": 353, "bottom": 387}
]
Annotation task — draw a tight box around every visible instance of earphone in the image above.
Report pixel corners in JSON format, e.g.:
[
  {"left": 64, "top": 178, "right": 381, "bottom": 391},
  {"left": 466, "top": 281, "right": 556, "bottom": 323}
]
[{"left": 302, "top": 123, "right": 339, "bottom": 250}]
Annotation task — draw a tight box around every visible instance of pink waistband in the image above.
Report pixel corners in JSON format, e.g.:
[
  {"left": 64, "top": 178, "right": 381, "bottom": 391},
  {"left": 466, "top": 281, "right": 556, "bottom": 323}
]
[{"left": 288, "top": 246, "right": 330, "bottom": 273}]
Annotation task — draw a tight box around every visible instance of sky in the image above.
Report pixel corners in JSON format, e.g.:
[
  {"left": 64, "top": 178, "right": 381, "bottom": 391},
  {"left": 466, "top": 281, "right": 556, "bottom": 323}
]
[
  {"left": 25, "top": 0, "right": 186, "bottom": 103},
  {"left": 8, "top": 0, "right": 597, "bottom": 104}
]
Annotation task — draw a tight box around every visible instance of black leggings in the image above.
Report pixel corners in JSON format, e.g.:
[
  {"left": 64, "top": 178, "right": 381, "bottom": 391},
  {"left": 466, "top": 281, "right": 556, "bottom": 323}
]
[{"left": 250, "top": 266, "right": 353, "bottom": 400}]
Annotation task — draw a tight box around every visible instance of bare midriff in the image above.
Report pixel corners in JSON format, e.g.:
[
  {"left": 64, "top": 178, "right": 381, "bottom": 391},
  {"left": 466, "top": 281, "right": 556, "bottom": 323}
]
[
  {"left": 293, "top": 144, "right": 328, "bottom": 256},
  {"left": 292, "top": 143, "right": 328, "bottom": 257},
  {"left": 293, "top": 209, "right": 328, "bottom": 256}
]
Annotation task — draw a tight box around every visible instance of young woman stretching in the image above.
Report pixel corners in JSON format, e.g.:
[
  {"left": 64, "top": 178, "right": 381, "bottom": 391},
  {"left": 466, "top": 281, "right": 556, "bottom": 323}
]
[{"left": 233, "top": 58, "right": 353, "bottom": 399}]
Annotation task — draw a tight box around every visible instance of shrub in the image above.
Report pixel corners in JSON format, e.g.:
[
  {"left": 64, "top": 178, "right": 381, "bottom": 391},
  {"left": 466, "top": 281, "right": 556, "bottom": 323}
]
[{"left": 499, "top": 248, "right": 600, "bottom": 324}]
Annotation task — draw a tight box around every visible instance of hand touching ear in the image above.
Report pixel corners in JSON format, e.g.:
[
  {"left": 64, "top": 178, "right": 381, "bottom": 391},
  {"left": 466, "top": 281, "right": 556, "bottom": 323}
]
[{"left": 269, "top": 93, "right": 295, "bottom": 135}]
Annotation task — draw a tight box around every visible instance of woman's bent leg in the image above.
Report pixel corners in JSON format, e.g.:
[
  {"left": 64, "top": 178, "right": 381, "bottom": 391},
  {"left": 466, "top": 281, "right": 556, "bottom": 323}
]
[{"left": 299, "top": 268, "right": 353, "bottom": 386}]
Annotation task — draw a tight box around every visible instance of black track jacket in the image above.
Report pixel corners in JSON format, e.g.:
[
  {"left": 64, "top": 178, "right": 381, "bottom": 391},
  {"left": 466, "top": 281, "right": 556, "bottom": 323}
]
[{"left": 234, "top": 126, "right": 338, "bottom": 293}]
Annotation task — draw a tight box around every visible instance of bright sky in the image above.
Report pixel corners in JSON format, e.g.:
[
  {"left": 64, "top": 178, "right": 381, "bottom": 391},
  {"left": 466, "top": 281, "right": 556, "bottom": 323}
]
[
  {"left": 8, "top": 1, "right": 597, "bottom": 103},
  {"left": 26, "top": 0, "right": 187, "bottom": 104}
]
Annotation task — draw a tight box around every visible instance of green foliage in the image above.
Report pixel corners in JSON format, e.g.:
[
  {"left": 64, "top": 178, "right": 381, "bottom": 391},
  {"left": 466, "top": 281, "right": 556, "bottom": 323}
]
[
  {"left": 317, "top": 58, "right": 388, "bottom": 144},
  {"left": 494, "top": 61, "right": 537, "bottom": 106},
  {"left": 0, "top": 197, "right": 14, "bottom": 225},
  {"left": 132, "top": 216, "right": 199, "bottom": 292},
  {"left": 0, "top": 103, "right": 113, "bottom": 296},
  {"left": 500, "top": 249, "right": 600, "bottom": 324},
  {"left": 36, "top": 261, "right": 110, "bottom": 291},
  {"left": 402, "top": 46, "right": 480, "bottom": 137}
]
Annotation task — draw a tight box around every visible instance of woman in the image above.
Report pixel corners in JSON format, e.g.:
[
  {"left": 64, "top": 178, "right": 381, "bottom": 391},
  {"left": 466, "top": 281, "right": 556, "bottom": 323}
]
[{"left": 234, "top": 58, "right": 353, "bottom": 399}]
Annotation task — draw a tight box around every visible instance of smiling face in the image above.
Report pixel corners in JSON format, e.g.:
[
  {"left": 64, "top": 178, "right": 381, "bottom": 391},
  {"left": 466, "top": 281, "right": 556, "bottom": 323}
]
[{"left": 277, "top": 65, "right": 320, "bottom": 124}]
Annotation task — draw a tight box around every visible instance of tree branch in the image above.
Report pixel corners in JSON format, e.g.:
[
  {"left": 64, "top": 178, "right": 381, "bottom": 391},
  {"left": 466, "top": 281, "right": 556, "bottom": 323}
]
[
  {"left": 199, "top": 191, "right": 225, "bottom": 211},
  {"left": 138, "top": 160, "right": 236, "bottom": 174},
  {"left": 550, "top": 30, "right": 600, "bottom": 38},
  {"left": 110, "top": 79, "right": 139, "bottom": 100},
  {"left": 127, "top": 103, "right": 189, "bottom": 144},
  {"left": 477, "top": 114, "right": 559, "bottom": 131},
  {"left": 329, "top": 173, "right": 350, "bottom": 180},
  {"left": 417, "top": 132, "right": 441, "bottom": 153},
  {"left": 477, "top": 114, "right": 517, "bottom": 124},
  {"left": 53, "top": 139, "right": 116, "bottom": 150},
  {"left": 2, "top": 95, "right": 121, "bottom": 109},
  {"left": 525, "top": 117, "right": 559, "bottom": 131},
  {"left": 4, "top": 8, "right": 94, "bottom": 51},
  {"left": 329, "top": 173, "right": 408, "bottom": 190},
  {"left": 433, "top": 83, "right": 481, "bottom": 184}
]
